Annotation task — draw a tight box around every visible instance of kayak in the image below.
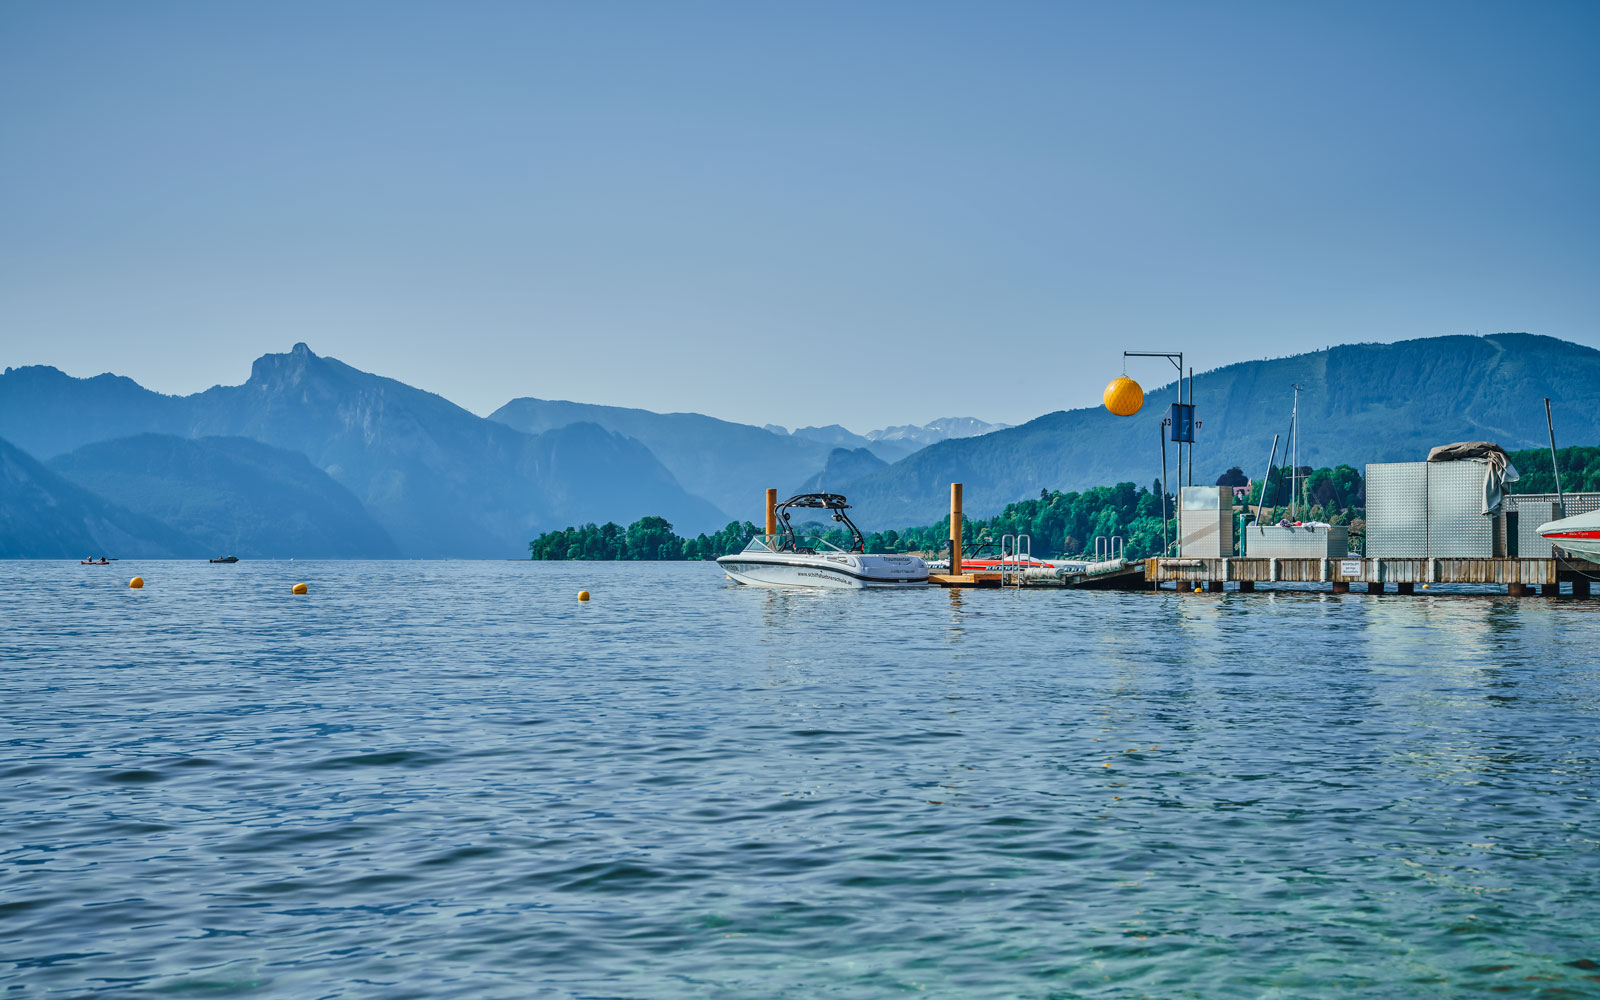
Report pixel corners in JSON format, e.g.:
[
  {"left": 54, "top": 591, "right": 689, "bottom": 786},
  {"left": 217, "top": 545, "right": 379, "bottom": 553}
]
[{"left": 80, "top": 560, "right": 112, "bottom": 565}]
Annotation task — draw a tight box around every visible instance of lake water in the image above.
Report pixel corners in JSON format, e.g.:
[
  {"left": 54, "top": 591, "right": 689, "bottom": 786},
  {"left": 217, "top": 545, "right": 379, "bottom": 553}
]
[{"left": 4, "top": 560, "right": 1599, "bottom": 998}]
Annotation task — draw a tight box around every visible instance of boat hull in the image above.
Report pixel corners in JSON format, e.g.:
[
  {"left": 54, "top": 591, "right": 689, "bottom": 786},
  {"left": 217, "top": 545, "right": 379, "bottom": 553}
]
[
  {"left": 716, "top": 552, "right": 928, "bottom": 588},
  {"left": 1538, "top": 511, "right": 1600, "bottom": 559}
]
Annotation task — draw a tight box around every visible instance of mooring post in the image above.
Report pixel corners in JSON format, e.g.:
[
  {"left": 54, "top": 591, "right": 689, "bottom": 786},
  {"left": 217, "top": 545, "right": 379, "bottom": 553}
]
[
  {"left": 765, "top": 488, "right": 777, "bottom": 537},
  {"left": 950, "top": 483, "right": 963, "bottom": 576}
]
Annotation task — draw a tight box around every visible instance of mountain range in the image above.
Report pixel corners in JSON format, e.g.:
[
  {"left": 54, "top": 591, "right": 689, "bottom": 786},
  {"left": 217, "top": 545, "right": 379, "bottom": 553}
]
[
  {"left": 834, "top": 333, "right": 1600, "bottom": 525},
  {"left": 3, "top": 332, "right": 1596, "bottom": 557},
  {"left": 0, "top": 345, "right": 724, "bottom": 557}
]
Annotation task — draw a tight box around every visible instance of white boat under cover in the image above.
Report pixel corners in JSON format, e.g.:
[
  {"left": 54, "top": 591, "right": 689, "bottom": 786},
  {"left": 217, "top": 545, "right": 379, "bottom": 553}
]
[
  {"left": 1537, "top": 510, "right": 1600, "bottom": 559},
  {"left": 718, "top": 535, "right": 928, "bottom": 588}
]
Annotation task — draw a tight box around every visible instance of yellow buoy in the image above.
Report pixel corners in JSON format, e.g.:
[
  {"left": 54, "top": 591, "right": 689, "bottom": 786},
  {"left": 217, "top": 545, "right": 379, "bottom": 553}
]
[
  {"left": 1103, "top": 375, "right": 1144, "bottom": 417},
  {"left": 1193, "top": 585, "right": 1202, "bottom": 593},
  {"left": 291, "top": 582, "right": 308, "bottom": 595},
  {"left": 128, "top": 576, "right": 144, "bottom": 589},
  {"left": 578, "top": 590, "right": 590, "bottom": 602}
]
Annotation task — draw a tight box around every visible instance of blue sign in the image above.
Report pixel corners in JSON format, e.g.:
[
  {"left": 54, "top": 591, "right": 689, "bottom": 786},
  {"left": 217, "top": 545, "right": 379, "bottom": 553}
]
[{"left": 1169, "top": 403, "right": 1195, "bottom": 442}]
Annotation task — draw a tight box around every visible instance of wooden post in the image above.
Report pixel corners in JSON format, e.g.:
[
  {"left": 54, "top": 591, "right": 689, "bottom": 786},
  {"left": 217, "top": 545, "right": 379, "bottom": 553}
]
[
  {"left": 765, "top": 488, "right": 777, "bottom": 537},
  {"left": 950, "top": 483, "right": 963, "bottom": 575}
]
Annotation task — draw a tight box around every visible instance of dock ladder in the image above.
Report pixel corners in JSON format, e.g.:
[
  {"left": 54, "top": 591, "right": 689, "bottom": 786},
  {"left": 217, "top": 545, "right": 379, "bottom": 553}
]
[
  {"left": 1000, "top": 533, "right": 1032, "bottom": 588},
  {"left": 1094, "top": 535, "right": 1125, "bottom": 561}
]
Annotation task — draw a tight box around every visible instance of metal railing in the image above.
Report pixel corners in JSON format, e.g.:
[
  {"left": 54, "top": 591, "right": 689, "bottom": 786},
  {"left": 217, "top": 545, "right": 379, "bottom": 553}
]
[{"left": 1094, "top": 535, "right": 1125, "bottom": 561}]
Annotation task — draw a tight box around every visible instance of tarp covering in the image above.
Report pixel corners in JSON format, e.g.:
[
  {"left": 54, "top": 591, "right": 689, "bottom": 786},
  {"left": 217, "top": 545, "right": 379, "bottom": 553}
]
[{"left": 1426, "top": 441, "right": 1521, "bottom": 514}]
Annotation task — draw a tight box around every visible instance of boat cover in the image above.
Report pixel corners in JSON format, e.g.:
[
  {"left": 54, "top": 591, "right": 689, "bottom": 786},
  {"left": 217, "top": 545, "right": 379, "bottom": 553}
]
[{"left": 1426, "top": 441, "right": 1521, "bottom": 514}]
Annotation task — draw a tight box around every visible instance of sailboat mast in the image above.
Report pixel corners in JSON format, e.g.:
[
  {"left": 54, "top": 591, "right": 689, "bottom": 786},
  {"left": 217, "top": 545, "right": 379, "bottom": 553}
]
[{"left": 1289, "top": 384, "right": 1301, "bottom": 521}]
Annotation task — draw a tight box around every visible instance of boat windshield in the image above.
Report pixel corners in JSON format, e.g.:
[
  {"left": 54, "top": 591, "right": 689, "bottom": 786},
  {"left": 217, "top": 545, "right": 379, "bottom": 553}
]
[{"left": 741, "top": 533, "right": 847, "bottom": 554}]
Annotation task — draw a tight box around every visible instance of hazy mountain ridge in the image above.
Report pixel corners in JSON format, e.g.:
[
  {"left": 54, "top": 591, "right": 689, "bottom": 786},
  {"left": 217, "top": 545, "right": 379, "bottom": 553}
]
[
  {"left": 794, "top": 447, "right": 889, "bottom": 495},
  {"left": 833, "top": 334, "right": 1600, "bottom": 528},
  {"left": 48, "top": 434, "right": 401, "bottom": 559},
  {"left": 490, "top": 399, "right": 1008, "bottom": 512},
  {"left": 0, "top": 437, "right": 192, "bottom": 558},
  {"left": 0, "top": 345, "right": 726, "bottom": 556},
  {"left": 487, "top": 396, "right": 833, "bottom": 519}
]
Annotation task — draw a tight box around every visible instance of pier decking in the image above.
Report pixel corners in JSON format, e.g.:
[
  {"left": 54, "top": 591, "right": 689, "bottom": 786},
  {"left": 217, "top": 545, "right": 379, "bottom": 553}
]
[
  {"left": 926, "top": 556, "right": 1600, "bottom": 595},
  {"left": 1144, "top": 555, "right": 1599, "bottom": 595}
]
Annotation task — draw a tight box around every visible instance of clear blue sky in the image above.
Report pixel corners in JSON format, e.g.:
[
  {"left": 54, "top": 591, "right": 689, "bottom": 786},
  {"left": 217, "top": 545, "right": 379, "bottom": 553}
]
[{"left": 2, "top": 1, "right": 1596, "bottom": 431}]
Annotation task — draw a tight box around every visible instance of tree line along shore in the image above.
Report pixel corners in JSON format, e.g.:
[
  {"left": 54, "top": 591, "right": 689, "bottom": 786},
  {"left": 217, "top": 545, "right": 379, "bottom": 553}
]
[{"left": 528, "top": 446, "right": 1600, "bottom": 562}]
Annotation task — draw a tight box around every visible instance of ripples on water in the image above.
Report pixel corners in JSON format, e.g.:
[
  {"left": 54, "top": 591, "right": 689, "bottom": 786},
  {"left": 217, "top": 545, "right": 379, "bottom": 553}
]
[{"left": 3, "top": 561, "right": 1598, "bottom": 998}]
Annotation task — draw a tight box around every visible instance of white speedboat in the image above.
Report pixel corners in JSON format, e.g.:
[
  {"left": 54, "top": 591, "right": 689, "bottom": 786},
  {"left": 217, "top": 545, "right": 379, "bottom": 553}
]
[
  {"left": 1537, "top": 510, "right": 1600, "bottom": 558},
  {"left": 717, "top": 493, "right": 929, "bottom": 588}
]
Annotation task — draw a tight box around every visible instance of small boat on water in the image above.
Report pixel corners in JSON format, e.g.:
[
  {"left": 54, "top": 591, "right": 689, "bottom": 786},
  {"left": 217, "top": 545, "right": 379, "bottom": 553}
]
[
  {"left": 1538, "top": 510, "right": 1600, "bottom": 558},
  {"left": 717, "top": 493, "right": 929, "bottom": 588},
  {"left": 209, "top": 555, "right": 239, "bottom": 563},
  {"left": 80, "top": 558, "right": 112, "bottom": 565}
]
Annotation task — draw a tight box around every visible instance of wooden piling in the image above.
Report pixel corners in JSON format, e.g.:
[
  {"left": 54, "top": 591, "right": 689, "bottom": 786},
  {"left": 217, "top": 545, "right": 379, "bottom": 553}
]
[
  {"left": 950, "top": 483, "right": 963, "bottom": 575},
  {"left": 1541, "top": 583, "right": 1561, "bottom": 597},
  {"left": 765, "top": 488, "right": 777, "bottom": 537},
  {"left": 1576, "top": 580, "right": 1592, "bottom": 598}
]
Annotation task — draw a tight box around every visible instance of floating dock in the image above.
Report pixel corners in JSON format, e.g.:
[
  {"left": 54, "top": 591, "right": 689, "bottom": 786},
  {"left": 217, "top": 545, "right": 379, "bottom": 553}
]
[
  {"left": 927, "top": 556, "right": 1600, "bottom": 595},
  {"left": 1144, "top": 556, "right": 1599, "bottom": 596}
]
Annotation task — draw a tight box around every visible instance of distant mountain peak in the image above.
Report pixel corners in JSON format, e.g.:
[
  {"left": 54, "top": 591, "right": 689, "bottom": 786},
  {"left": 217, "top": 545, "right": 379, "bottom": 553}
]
[{"left": 865, "top": 416, "right": 1011, "bottom": 445}]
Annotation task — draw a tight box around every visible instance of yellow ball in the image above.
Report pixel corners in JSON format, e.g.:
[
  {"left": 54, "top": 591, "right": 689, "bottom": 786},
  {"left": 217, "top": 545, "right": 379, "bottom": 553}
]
[
  {"left": 128, "top": 576, "right": 144, "bottom": 589},
  {"left": 578, "top": 590, "right": 591, "bottom": 602},
  {"left": 1103, "top": 376, "right": 1144, "bottom": 417},
  {"left": 291, "top": 582, "right": 308, "bottom": 595}
]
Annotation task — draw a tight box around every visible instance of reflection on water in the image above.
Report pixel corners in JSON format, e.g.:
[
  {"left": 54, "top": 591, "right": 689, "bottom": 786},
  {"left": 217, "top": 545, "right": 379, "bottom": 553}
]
[{"left": 3, "top": 560, "right": 1598, "bottom": 998}]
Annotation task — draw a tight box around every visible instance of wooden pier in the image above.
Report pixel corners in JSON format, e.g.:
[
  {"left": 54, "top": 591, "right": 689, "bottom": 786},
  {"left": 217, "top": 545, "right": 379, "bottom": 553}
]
[
  {"left": 1144, "top": 556, "right": 1599, "bottom": 596},
  {"left": 924, "top": 556, "right": 1600, "bottom": 595}
]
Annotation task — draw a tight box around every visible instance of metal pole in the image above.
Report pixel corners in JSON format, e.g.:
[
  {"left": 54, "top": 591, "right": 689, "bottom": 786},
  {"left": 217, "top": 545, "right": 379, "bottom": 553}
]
[
  {"left": 1545, "top": 398, "right": 1566, "bottom": 517},
  {"left": 1177, "top": 353, "right": 1184, "bottom": 491},
  {"left": 1160, "top": 421, "right": 1170, "bottom": 557},
  {"left": 1187, "top": 366, "right": 1194, "bottom": 487}
]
